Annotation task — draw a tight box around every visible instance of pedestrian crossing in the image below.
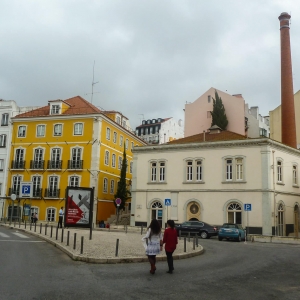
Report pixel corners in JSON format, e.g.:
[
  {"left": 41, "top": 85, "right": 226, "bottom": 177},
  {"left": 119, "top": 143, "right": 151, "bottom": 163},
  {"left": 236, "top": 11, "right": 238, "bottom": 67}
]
[{"left": 0, "top": 231, "right": 29, "bottom": 239}]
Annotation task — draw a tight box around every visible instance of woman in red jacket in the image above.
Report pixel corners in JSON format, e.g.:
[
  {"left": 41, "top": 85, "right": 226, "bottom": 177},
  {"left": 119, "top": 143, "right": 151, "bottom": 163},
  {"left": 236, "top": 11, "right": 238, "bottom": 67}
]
[{"left": 163, "top": 219, "right": 178, "bottom": 274}]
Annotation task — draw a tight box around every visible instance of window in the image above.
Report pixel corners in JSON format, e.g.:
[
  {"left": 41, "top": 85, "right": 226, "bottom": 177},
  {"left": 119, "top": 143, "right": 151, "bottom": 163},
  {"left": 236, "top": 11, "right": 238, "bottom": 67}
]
[
  {"left": 113, "top": 132, "right": 117, "bottom": 143},
  {"left": 236, "top": 158, "right": 243, "bottom": 181},
  {"left": 32, "top": 176, "right": 42, "bottom": 197},
  {"left": 51, "top": 105, "right": 60, "bottom": 114},
  {"left": 159, "top": 162, "right": 165, "bottom": 182},
  {"left": 70, "top": 148, "right": 82, "bottom": 169},
  {"left": 48, "top": 176, "right": 59, "bottom": 197},
  {"left": 149, "top": 127, "right": 153, "bottom": 134},
  {"left": 277, "top": 161, "right": 283, "bottom": 182},
  {"left": 293, "top": 165, "right": 298, "bottom": 185},
  {"left": 141, "top": 128, "right": 144, "bottom": 135},
  {"left": 151, "top": 162, "right": 157, "bottom": 181},
  {"left": 184, "top": 159, "right": 203, "bottom": 183},
  {"left": 112, "top": 154, "right": 116, "bottom": 168},
  {"left": 0, "top": 134, "right": 6, "bottom": 147},
  {"left": 131, "top": 142, "right": 134, "bottom": 152},
  {"left": 186, "top": 161, "right": 193, "bottom": 181},
  {"left": 110, "top": 180, "right": 115, "bottom": 194},
  {"left": 106, "top": 128, "right": 111, "bottom": 140},
  {"left": 69, "top": 176, "right": 79, "bottom": 187},
  {"left": 207, "top": 111, "right": 211, "bottom": 118},
  {"left": 120, "top": 135, "right": 123, "bottom": 147},
  {"left": 130, "top": 161, "right": 133, "bottom": 174},
  {"left": 0, "top": 159, "right": 4, "bottom": 171},
  {"left": 116, "top": 116, "right": 121, "bottom": 124},
  {"left": 13, "top": 149, "right": 24, "bottom": 169},
  {"left": 37, "top": 125, "right": 45, "bottom": 137},
  {"left": 33, "top": 148, "right": 44, "bottom": 169},
  {"left": 54, "top": 124, "right": 62, "bottom": 136},
  {"left": 227, "top": 202, "right": 242, "bottom": 224},
  {"left": 103, "top": 178, "right": 108, "bottom": 193},
  {"left": 118, "top": 157, "right": 122, "bottom": 169},
  {"left": 122, "top": 120, "right": 126, "bottom": 127},
  {"left": 226, "top": 159, "right": 233, "bottom": 181},
  {"left": 49, "top": 148, "right": 61, "bottom": 169},
  {"left": 18, "top": 126, "right": 26, "bottom": 137},
  {"left": 74, "top": 123, "right": 83, "bottom": 135},
  {"left": 1, "top": 113, "right": 9, "bottom": 126},
  {"left": 47, "top": 208, "right": 55, "bottom": 222},
  {"left": 12, "top": 175, "right": 21, "bottom": 195},
  {"left": 208, "top": 95, "right": 211, "bottom": 103},
  {"left": 196, "top": 161, "right": 202, "bottom": 181},
  {"left": 126, "top": 139, "right": 129, "bottom": 150},
  {"left": 104, "top": 151, "right": 109, "bottom": 165}
]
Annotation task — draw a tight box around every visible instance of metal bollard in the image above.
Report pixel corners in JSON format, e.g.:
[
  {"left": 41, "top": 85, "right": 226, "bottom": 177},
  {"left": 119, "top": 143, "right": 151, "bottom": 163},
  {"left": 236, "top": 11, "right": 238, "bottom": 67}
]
[
  {"left": 115, "top": 239, "right": 119, "bottom": 257},
  {"left": 126, "top": 225, "right": 128, "bottom": 234},
  {"left": 89, "top": 226, "right": 92, "bottom": 240},
  {"left": 34, "top": 222, "right": 37, "bottom": 232},
  {"left": 50, "top": 225, "right": 53, "bottom": 238},
  {"left": 80, "top": 236, "right": 84, "bottom": 254},
  {"left": 40, "top": 223, "right": 42, "bottom": 234},
  {"left": 196, "top": 234, "right": 198, "bottom": 247},
  {"left": 61, "top": 228, "right": 64, "bottom": 243},
  {"left": 73, "top": 233, "right": 77, "bottom": 250},
  {"left": 179, "top": 230, "right": 181, "bottom": 240},
  {"left": 67, "top": 231, "right": 70, "bottom": 246},
  {"left": 30, "top": 222, "right": 32, "bottom": 231},
  {"left": 193, "top": 236, "right": 195, "bottom": 250},
  {"left": 45, "top": 224, "right": 47, "bottom": 235},
  {"left": 184, "top": 237, "right": 186, "bottom": 252},
  {"left": 188, "top": 232, "right": 190, "bottom": 242},
  {"left": 141, "top": 225, "right": 143, "bottom": 235},
  {"left": 56, "top": 226, "right": 58, "bottom": 240}
]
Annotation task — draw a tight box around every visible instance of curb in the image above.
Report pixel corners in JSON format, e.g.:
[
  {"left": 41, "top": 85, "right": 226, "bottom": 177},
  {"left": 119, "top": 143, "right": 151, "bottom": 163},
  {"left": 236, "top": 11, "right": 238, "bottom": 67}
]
[{"left": 0, "top": 223, "right": 204, "bottom": 264}]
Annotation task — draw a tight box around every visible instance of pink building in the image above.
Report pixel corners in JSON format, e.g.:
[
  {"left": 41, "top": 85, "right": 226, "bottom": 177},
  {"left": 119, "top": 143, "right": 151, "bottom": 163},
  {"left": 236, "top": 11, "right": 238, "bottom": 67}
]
[{"left": 184, "top": 87, "right": 246, "bottom": 137}]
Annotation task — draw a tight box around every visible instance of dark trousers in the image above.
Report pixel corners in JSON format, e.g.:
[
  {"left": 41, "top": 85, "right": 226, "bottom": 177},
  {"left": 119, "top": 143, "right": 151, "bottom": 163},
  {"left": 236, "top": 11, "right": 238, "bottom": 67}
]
[
  {"left": 166, "top": 251, "right": 174, "bottom": 271},
  {"left": 58, "top": 216, "right": 63, "bottom": 228}
]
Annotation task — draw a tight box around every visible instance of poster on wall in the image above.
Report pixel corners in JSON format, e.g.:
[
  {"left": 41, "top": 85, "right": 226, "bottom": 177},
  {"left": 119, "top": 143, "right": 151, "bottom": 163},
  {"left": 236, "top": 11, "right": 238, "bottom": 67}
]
[{"left": 65, "top": 187, "right": 94, "bottom": 228}]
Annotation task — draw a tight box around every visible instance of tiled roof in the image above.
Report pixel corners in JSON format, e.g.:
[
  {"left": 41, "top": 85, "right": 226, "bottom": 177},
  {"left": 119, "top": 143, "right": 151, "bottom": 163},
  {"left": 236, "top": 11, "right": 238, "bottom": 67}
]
[
  {"left": 102, "top": 111, "right": 129, "bottom": 120},
  {"left": 14, "top": 96, "right": 101, "bottom": 118},
  {"left": 136, "top": 117, "right": 171, "bottom": 128},
  {"left": 167, "top": 130, "right": 249, "bottom": 144}
]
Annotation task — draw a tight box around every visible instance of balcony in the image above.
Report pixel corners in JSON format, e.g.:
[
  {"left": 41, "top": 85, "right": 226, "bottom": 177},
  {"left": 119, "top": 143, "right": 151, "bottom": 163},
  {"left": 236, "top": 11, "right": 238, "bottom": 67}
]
[
  {"left": 30, "top": 160, "right": 45, "bottom": 170},
  {"left": 47, "top": 160, "right": 62, "bottom": 169},
  {"left": 68, "top": 160, "right": 83, "bottom": 170},
  {"left": 32, "top": 188, "right": 43, "bottom": 198},
  {"left": 44, "top": 189, "right": 60, "bottom": 198},
  {"left": 11, "top": 160, "right": 25, "bottom": 169},
  {"left": 8, "top": 188, "right": 19, "bottom": 196}
]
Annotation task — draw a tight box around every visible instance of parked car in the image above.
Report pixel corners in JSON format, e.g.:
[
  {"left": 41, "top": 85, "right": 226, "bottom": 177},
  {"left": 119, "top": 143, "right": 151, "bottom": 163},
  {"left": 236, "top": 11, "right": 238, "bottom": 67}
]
[
  {"left": 218, "top": 223, "right": 245, "bottom": 242},
  {"left": 175, "top": 221, "right": 218, "bottom": 239}
]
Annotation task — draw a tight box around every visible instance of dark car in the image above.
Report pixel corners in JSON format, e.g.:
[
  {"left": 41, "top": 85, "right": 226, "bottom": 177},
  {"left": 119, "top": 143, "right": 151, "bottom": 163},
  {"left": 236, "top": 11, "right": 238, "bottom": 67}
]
[{"left": 175, "top": 221, "right": 218, "bottom": 239}]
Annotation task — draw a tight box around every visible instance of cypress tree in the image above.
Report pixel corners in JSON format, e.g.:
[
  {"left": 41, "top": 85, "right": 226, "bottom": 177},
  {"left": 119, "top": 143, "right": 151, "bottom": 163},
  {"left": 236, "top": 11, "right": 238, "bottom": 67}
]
[{"left": 210, "top": 90, "right": 228, "bottom": 130}]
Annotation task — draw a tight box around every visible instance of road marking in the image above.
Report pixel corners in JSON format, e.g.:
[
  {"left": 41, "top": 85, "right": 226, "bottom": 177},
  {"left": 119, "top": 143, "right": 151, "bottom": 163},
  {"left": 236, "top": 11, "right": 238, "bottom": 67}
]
[
  {"left": 0, "top": 240, "right": 46, "bottom": 243},
  {"left": 12, "top": 232, "right": 29, "bottom": 239},
  {"left": 0, "top": 232, "right": 10, "bottom": 238}
]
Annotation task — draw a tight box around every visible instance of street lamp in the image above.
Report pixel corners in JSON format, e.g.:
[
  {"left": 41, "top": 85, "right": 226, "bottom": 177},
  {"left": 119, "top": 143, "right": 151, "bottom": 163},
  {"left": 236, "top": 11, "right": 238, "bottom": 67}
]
[{"left": 10, "top": 194, "right": 16, "bottom": 225}]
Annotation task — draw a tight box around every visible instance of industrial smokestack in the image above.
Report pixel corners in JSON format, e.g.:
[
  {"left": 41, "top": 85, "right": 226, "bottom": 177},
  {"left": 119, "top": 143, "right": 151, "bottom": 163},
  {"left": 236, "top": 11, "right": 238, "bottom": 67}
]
[{"left": 278, "top": 12, "right": 297, "bottom": 148}]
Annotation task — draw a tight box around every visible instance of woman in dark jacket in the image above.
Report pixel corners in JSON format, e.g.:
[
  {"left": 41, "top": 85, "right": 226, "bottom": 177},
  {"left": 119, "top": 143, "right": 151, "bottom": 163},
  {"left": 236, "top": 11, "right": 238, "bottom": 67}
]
[{"left": 163, "top": 220, "right": 178, "bottom": 274}]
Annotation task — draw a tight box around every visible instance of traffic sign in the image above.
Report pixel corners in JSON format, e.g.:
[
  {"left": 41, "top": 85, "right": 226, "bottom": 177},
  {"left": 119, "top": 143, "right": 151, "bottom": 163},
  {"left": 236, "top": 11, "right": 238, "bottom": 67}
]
[
  {"left": 20, "top": 181, "right": 33, "bottom": 198},
  {"left": 244, "top": 204, "right": 252, "bottom": 211},
  {"left": 164, "top": 199, "right": 171, "bottom": 206},
  {"left": 115, "top": 198, "right": 121, "bottom": 206}
]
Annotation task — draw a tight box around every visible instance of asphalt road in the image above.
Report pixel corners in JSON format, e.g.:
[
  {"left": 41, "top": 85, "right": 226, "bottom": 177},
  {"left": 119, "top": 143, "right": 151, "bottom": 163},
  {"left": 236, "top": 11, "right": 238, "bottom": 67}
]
[{"left": 1, "top": 226, "right": 300, "bottom": 300}]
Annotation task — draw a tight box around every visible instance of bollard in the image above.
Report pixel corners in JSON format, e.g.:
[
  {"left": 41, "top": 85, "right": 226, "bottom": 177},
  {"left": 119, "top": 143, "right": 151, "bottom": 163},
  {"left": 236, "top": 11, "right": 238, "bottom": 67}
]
[
  {"left": 188, "top": 232, "right": 190, "bottom": 242},
  {"left": 34, "top": 222, "right": 37, "bottom": 232},
  {"left": 19, "top": 220, "right": 21, "bottom": 228},
  {"left": 196, "top": 234, "right": 198, "bottom": 247},
  {"left": 179, "top": 230, "right": 181, "bottom": 241},
  {"left": 193, "top": 236, "right": 195, "bottom": 250},
  {"left": 126, "top": 225, "right": 128, "bottom": 234},
  {"left": 56, "top": 226, "right": 58, "bottom": 240},
  {"left": 40, "top": 223, "right": 42, "bottom": 234},
  {"left": 45, "top": 224, "right": 47, "bottom": 235},
  {"left": 73, "top": 233, "right": 77, "bottom": 250},
  {"left": 184, "top": 237, "right": 186, "bottom": 252},
  {"left": 115, "top": 239, "right": 119, "bottom": 257},
  {"left": 80, "top": 236, "right": 84, "bottom": 254},
  {"left": 67, "top": 231, "right": 70, "bottom": 246},
  {"left": 141, "top": 225, "right": 143, "bottom": 235},
  {"left": 25, "top": 221, "right": 27, "bottom": 229},
  {"left": 89, "top": 226, "right": 92, "bottom": 241},
  {"left": 50, "top": 225, "right": 53, "bottom": 238},
  {"left": 61, "top": 228, "right": 64, "bottom": 243},
  {"left": 30, "top": 222, "right": 32, "bottom": 231}
]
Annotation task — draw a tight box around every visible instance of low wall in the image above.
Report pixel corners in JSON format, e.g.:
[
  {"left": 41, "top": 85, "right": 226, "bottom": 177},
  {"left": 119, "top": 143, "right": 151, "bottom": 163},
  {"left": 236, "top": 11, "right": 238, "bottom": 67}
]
[{"left": 251, "top": 235, "right": 300, "bottom": 245}]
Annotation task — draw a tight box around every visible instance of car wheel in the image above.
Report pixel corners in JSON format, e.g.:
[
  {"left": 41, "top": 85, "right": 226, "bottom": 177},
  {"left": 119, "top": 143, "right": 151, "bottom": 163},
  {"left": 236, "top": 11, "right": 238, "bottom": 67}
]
[
  {"left": 237, "top": 235, "right": 241, "bottom": 242},
  {"left": 218, "top": 236, "right": 222, "bottom": 241},
  {"left": 200, "top": 231, "right": 208, "bottom": 239}
]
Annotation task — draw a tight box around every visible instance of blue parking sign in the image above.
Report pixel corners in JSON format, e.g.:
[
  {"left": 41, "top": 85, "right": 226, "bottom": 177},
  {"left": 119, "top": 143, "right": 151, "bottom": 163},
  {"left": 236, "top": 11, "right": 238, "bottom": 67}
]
[
  {"left": 244, "top": 204, "right": 252, "bottom": 211},
  {"left": 20, "top": 181, "right": 33, "bottom": 198},
  {"left": 164, "top": 199, "right": 171, "bottom": 206}
]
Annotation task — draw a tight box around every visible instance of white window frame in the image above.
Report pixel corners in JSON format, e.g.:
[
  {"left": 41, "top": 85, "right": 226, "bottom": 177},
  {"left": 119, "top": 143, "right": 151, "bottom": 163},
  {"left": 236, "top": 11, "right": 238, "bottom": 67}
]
[
  {"left": 46, "top": 207, "right": 56, "bottom": 222},
  {"left": 104, "top": 151, "right": 109, "bottom": 166},
  {"left": 120, "top": 135, "right": 123, "bottom": 147},
  {"left": 0, "top": 134, "right": 6, "bottom": 147},
  {"left": 126, "top": 139, "right": 129, "bottom": 150},
  {"left": 110, "top": 180, "right": 115, "bottom": 194},
  {"left": 106, "top": 127, "right": 111, "bottom": 140},
  {"left": 151, "top": 162, "right": 157, "bottom": 181},
  {"left": 54, "top": 124, "right": 62, "bottom": 136},
  {"left": 36, "top": 125, "right": 46, "bottom": 137},
  {"left": 112, "top": 154, "right": 116, "bottom": 168},
  {"left": 18, "top": 125, "right": 26, "bottom": 137},
  {"left": 186, "top": 161, "right": 193, "bottom": 181},
  {"left": 69, "top": 176, "right": 79, "bottom": 187},
  {"left": 277, "top": 159, "right": 283, "bottom": 183},
  {"left": 196, "top": 160, "right": 202, "bottom": 182},
  {"left": 118, "top": 156, "right": 122, "bottom": 170},
  {"left": 293, "top": 164, "right": 298, "bottom": 186},
  {"left": 51, "top": 105, "right": 60, "bottom": 115},
  {"left": 103, "top": 178, "right": 108, "bottom": 193},
  {"left": 1, "top": 113, "right": 9, "bottom": 126},
  {"left": 236, "top": 158, "right": 243, "bottom": 181},
  {"left": 113, "top": 132, "right": 117, "bottom": 143},
  {"left": 74, "top": 123, "right": 83, "bottom": 135},
  {"left": 226, "top": 159, "right": 233, "bottom": 181},
  {"left": 0, "top": 159, "right": 4, "bottom": 171}
]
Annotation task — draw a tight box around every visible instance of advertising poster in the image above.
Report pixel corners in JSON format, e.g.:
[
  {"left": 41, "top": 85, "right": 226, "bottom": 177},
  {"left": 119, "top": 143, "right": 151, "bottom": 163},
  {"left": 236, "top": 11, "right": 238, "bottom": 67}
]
[{"left": 65, "top": 187, "right": 94, "bottom": 228}]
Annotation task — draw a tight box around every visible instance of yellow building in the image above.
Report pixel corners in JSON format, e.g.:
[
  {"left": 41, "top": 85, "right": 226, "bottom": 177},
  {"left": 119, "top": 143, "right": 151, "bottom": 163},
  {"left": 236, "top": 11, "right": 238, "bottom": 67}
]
[
  {"left": 6, "top": 96, "right": 146, "bottom": 224},
  {"left": 270, "top": 90, "right": 300, "bottom": 146}
]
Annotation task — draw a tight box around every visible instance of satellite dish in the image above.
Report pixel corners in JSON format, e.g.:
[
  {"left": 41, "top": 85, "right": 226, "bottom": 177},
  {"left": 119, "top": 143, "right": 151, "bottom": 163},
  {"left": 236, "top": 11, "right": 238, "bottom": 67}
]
[{"left": 10, "top": 194, "right": 17, "bottom": 201}]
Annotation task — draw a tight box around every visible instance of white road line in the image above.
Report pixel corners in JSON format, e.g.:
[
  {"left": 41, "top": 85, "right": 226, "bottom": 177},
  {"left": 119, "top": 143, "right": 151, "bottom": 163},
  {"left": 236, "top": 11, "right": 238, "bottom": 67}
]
[
  {"left": 12, "top": 233, "right": 29, "bottom": 239},
  {"left": 0, "top": 240, "right": 46, "bottom": 243},
  {"left": 0, "top": 232, "right": 10, "bottom": 238}
]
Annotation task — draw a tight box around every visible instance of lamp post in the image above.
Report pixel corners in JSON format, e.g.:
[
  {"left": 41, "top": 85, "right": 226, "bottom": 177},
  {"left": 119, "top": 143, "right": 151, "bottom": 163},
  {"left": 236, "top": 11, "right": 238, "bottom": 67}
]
[
  {"left": 10, "top": 194, "right": 17, "bottom": 224},
  {"left": 115, "top": 198, "right": 121, "bottom": 225}
]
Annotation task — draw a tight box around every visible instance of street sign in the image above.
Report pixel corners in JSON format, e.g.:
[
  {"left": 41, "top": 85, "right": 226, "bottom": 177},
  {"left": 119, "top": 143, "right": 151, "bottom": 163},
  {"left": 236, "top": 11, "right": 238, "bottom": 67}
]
[
  {"left": 115, "top": 198, "right": 121, "bottom": 206},
  {"left": 244, "top": 204, "right": 252, "bottom": 211},
  {"left": 10, "top": 194, "right": 16, "bottom": 201},
  {"left": 164, "top": 199, "right": 171, "bottom": 206},
  {"left": 20, "top": 181, "right": 33, "bottom": 198}
]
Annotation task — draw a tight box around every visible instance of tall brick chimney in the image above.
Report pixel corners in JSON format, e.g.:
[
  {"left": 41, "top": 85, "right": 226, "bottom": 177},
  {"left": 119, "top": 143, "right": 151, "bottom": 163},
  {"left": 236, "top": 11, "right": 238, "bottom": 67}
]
[{"left": 278, "top": 12, "right": 297, "bottom": 148}]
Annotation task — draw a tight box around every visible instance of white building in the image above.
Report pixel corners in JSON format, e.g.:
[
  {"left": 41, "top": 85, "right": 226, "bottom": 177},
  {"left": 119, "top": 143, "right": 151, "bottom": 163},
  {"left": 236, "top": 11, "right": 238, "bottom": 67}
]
[
  {"left": 135, "top": 117, "right": 184, "bottom": 144},
  {"left": 0, "top": 100, "right": 40, "bottom": 219},
  {"left": 131, "top": 128, "right": 300, "bottom": 236}
]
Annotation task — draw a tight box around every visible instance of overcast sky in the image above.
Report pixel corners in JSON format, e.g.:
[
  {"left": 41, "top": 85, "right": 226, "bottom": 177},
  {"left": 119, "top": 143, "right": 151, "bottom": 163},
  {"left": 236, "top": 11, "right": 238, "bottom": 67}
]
[{"left": 1, "top": 0, "right": 300, "bottom": 129}]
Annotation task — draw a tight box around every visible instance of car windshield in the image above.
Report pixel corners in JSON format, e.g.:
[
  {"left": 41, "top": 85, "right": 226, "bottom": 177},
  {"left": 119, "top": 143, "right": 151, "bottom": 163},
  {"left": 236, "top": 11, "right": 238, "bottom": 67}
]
[{"left": 222, "top": 224, "right": 236, "bottom": 228}]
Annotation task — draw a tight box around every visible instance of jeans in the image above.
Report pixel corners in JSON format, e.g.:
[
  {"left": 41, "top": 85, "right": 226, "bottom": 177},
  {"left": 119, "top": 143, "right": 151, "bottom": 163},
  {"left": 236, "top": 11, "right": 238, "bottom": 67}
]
[{"left": 166, "top": 251, "right": 174, "bottom": 271}]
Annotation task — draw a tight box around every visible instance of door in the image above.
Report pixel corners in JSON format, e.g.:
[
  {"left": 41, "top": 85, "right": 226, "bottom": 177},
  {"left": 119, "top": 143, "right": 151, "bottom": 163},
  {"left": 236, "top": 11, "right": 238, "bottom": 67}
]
[
  {"left": 151, "top": 201, "right": 163, "bottom": 228},
  {"left": 15, "top": 149, "right": 24, "bottom": 168},
  {"left": 51, "top": 148, "right": 61, "bottom": 168},
  {"left": 278, "top": 204, "right": 284, "bottom": 236},
  {"left": 294, "top": 205, "right": 299, "bottom": 237},
  {"left": 34, "top": 149, "right": 43, "bottom": 168},
  {"left": 72, "top": 148, "right": 81, "bottom": 168}
]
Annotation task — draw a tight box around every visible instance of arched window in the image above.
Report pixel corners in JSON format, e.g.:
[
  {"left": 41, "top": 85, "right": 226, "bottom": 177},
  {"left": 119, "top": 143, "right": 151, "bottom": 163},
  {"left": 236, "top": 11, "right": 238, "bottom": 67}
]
[
  {"left": 278, "top": 203, "right": 284, "bottom": 236},
  {"left": 103, "top": 178, "right": 108, "bottom": 193},
  {"left": 151, "top": 201, "right": 163, "bottom": 227},
  {"left": 227, "top": 202, "right": 242, "bottom": 224}
]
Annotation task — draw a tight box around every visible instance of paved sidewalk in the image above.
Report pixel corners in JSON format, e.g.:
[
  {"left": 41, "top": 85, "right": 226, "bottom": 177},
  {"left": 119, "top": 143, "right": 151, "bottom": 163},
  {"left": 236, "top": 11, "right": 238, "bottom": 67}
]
[{"left": 0, "top": 222, "right": 203, "bottom": 263}]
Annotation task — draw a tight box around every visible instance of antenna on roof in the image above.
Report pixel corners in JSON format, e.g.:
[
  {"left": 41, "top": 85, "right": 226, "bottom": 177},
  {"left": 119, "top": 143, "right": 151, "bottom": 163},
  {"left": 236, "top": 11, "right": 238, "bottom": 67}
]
[{"left": 91, "top": 60, "right": 99, "bottom": 104}]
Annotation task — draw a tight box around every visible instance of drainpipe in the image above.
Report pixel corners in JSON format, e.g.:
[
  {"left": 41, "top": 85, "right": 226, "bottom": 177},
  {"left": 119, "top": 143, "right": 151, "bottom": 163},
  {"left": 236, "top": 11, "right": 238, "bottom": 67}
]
[
  {"left": 272, "top": 150, "right": 277, "bottom": 236},
  {"left": 203, "top": 131, "right": 206, "bottom": 142}
]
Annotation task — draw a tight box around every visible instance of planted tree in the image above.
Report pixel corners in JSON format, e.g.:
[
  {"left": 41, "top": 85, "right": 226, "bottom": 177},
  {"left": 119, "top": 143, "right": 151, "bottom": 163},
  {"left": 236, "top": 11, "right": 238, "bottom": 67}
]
[{"left": 210, "top": 90, "right": 228, "bottom": 130}]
